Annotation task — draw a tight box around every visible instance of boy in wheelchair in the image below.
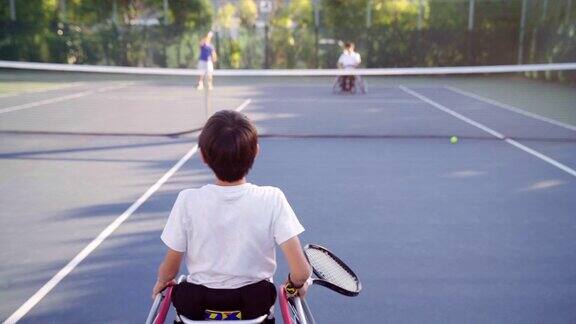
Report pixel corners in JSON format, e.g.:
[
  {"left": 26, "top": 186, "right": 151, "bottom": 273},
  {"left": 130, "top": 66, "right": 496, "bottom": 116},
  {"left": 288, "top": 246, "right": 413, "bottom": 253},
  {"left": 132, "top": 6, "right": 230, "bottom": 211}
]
[
  {"left": 152, "top": 110, "right": 311, "bottom": 323},
  {"left": 334, "top": 42, "right": 366, "bottom": 93}
]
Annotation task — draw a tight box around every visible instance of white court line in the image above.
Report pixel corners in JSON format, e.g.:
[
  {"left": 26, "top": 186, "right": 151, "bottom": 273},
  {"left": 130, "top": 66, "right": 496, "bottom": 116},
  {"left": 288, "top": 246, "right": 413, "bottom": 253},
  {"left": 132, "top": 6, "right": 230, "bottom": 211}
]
[
  {"left": 399, "top": 86, "right": 576, "bottom": 178},
  {"left": 0, "top": 82, "right": 86, "bottom": 99},
  {"left": 2, "top": 99, "right": 252, "bottom": 324},
  {"left": 444, "top": 85, "right": 576, "bottom": 132},
  {"left": 505, "top": 138, "right": 576, "bottom": 177},
  {"left": 0, "top": 83, "right": 132, "bottom": 114}
]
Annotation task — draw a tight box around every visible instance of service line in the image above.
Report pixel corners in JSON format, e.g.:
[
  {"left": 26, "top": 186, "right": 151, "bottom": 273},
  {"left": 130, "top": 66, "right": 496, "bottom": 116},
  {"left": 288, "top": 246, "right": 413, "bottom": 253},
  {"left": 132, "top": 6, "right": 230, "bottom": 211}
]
[
  {"left": 444, "top": 85, "right": 576, "bottom": 132},
  {"left": 0, "top": 83, "right": 132, "bottom": 114}
]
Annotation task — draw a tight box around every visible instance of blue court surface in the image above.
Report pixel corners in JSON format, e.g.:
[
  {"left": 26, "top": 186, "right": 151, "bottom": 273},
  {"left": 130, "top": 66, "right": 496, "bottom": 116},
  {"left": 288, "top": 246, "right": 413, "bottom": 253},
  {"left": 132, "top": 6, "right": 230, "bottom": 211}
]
[{"left": 1, "top": 73, "right": 576, "bottom": 323}]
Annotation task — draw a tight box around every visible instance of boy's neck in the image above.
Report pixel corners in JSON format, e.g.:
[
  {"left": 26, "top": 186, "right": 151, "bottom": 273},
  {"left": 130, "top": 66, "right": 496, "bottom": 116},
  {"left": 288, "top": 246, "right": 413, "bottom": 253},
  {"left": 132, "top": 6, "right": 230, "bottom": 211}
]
[{"left": 215, "top": 178, "right": 247, "bottom": 187}]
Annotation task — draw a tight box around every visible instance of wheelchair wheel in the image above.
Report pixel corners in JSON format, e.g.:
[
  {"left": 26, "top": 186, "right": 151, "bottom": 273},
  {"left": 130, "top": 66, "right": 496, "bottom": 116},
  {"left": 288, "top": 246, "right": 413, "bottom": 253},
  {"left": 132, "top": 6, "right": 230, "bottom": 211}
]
[
  {"left": 345, "top": 76, "right": 358, "bottom": 94},
  {"left": 332, "top": 77, "right": 341, "bottom": 93},
  {"left": 333, "top": 75, "right": 359, "bottom": 94},
  {"left": 349, "top": 80, "right": 357, "bottom": 94},
  {"left": 280, "top": 288, "right": 316, "bottom": 324}
]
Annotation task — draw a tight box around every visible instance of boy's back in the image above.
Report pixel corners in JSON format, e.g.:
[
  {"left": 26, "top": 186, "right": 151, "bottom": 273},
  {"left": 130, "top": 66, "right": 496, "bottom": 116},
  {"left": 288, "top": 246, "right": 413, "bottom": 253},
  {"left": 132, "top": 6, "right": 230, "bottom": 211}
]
[
  {"left": 152, "top": 110, "right": 311, "bottom": 322},
  {"left": 162, "top": 184, "right": 303, "bottom": 289}
]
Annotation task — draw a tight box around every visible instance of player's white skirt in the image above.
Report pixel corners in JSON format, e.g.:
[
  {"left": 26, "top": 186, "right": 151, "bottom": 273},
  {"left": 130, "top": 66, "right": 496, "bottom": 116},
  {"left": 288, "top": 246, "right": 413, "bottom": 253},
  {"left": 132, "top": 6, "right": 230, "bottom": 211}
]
[{"left": 198, "top": 60, "right": 214, "bottom": 75}]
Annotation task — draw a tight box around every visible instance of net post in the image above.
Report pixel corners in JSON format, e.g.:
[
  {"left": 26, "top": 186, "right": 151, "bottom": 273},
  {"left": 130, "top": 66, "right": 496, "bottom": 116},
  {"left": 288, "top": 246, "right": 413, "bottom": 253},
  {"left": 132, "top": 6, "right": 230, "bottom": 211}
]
[
  {"left": 264, "top": 24, "right": 270, "bottom": 68},
  {"left": 204, "top": 85, "right": 212, "bottom": 121}
]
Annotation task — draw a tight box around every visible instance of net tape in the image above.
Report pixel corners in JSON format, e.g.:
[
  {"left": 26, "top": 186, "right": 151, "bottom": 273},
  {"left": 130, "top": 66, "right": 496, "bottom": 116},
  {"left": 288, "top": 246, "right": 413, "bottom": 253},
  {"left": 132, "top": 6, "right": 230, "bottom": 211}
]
[{"left": 2, "top": 60, "right": 576, "bottom": 76}]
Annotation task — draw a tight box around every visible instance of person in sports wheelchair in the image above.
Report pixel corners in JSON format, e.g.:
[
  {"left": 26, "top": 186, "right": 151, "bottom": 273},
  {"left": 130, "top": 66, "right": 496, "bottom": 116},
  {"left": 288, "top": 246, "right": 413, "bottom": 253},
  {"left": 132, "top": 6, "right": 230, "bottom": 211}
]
[
  {"left": 150, "top": 111, "right": 311, "bottom": 323},
  {"left": 333, "top": 42, "right": 366, "bottom": 94}
]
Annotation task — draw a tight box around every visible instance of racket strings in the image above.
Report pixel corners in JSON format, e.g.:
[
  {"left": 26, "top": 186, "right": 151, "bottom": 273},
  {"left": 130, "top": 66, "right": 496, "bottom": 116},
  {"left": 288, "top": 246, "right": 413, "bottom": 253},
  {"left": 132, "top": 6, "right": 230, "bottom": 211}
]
[{"left": 305, "top": 248, "right": 358, "bottom": 292}]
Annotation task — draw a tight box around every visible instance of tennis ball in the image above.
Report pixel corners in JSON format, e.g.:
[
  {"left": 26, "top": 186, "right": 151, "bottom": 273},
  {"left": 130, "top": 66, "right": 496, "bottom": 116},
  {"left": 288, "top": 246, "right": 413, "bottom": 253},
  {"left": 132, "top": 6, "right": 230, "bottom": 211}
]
[{"left": 450, "top": 136, "right": 458, "bottom": 144}]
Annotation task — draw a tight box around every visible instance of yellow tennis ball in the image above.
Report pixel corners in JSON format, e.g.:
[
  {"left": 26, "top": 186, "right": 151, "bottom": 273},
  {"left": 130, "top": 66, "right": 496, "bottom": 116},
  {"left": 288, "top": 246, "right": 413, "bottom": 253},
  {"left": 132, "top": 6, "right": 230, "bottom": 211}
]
[{"left": 450, "top": 136, "right": 458, "bottom": 144}]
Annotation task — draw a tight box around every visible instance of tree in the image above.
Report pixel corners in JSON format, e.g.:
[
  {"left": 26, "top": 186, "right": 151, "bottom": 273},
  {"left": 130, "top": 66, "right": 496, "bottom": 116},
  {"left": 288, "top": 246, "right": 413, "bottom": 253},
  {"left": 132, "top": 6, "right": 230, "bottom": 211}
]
[{"left": 238, "top": 0, "right": 258, "bottom": 28}]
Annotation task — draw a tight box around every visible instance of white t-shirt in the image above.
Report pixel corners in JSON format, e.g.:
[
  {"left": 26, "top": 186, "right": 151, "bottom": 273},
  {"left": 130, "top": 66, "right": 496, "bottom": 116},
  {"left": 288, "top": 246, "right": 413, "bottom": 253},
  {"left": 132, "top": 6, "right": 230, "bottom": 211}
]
[
  {"left": 161, "top": 183, "right": 304, "bottom": 289},
  {"left": 338, "top": 51, "right": 361, "bottom": 69}
]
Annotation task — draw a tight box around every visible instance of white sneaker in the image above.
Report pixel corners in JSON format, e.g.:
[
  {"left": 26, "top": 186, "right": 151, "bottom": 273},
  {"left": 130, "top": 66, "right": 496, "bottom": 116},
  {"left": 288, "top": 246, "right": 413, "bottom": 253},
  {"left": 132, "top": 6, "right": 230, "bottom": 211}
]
[{"left": 197, "top": 83, "right": 204, "bottom": 90}]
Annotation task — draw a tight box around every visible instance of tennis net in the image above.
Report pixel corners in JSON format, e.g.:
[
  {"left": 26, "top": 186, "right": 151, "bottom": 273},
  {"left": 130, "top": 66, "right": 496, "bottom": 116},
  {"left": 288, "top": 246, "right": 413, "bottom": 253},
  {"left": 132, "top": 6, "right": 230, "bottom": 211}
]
[{"left": 1, "top": 61, "right": 575, "bottom": 143}]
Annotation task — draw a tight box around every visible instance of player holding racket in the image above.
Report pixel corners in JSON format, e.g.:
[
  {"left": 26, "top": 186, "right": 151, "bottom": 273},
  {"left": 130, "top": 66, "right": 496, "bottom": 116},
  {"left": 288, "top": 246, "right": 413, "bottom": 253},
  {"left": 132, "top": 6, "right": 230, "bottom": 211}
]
[
  {"left": 152, "top": 110, "right": 311, "bottom": 323},
  {"left": 196, "top": 31, "right": 217, "bottom": 90}
]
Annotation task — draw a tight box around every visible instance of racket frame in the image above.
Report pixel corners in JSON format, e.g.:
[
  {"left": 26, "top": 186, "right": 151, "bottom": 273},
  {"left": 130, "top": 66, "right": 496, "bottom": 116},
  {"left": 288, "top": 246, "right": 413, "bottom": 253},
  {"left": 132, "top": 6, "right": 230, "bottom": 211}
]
[{"left": 304, "top": 244, "right": 362, "bottom": 297}]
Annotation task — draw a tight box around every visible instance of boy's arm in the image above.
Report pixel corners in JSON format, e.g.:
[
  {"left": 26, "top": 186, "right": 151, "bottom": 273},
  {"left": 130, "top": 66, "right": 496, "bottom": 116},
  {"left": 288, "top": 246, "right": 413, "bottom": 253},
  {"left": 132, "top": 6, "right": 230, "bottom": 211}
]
[
  {"left": 280, "top": 236, "right": 312, "bottom": 295},
  {"left": 152, "top": 248, "right": 183, "bottom": 297}
]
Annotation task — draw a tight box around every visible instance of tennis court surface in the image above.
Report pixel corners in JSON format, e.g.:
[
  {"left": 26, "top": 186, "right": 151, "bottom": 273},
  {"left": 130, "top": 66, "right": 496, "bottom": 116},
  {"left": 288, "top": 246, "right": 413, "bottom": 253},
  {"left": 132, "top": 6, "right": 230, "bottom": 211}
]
[{"left": 1, "top": 64, "right": 576, "bottom": 323}]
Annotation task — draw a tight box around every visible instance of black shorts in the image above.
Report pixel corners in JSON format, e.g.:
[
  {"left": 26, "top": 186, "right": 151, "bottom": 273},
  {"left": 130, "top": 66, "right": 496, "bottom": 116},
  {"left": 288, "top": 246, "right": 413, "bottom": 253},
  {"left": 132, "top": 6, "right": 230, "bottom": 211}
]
[{"left": 172, "top": 280, "right": 276, "bottom": 323}]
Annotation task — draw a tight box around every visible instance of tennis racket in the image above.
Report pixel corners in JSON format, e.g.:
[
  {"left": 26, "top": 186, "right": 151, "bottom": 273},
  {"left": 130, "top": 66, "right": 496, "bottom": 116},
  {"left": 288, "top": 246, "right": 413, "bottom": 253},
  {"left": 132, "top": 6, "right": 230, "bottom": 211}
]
[
  {"left": 302, "top": 244, "right": 362, "bottom": 296},
  {"left": 280, "top": 244, "right": 361, "bottom": 324}
]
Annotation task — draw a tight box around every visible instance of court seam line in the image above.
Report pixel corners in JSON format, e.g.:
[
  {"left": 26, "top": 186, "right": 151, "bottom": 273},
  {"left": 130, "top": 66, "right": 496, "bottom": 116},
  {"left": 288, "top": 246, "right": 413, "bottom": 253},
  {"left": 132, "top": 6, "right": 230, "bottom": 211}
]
[
  {"left": 0, "top": 82, "right": 133, "bottom": 114},
  {"left": 2, "top": 99, "right": 251, "bottom": 324},
  {"left": 444, "top": 85, "right": 576, "bottom": 132},
  {"left": 399, "top": 86, "right": 576, "bottom": 178}
]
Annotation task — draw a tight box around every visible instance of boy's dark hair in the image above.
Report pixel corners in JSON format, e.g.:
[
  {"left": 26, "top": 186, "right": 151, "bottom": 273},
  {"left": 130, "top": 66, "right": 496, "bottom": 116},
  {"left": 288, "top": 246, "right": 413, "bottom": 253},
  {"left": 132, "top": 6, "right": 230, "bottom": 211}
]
[
  {"left": 344, "top": 42, "right": 354, "bottom": 49},
  {"left": 199, "top": 110, "right": 258, "bottom": 182}
]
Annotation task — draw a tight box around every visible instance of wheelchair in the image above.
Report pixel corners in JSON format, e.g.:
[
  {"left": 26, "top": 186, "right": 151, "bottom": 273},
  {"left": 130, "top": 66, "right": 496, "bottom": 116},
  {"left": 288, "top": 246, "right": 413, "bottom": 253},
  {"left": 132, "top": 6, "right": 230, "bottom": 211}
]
[
  {"left": 146, "top": 244, "right": 361, "bottom": 324},
  {"left": 332, "top": 74, "right": 367, "bottom": 94},
  {"left": 146, "top": 275, "right": 271, "bottom": 324}
]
